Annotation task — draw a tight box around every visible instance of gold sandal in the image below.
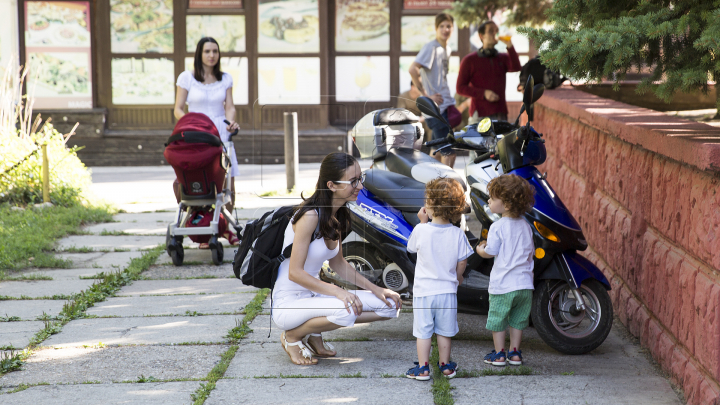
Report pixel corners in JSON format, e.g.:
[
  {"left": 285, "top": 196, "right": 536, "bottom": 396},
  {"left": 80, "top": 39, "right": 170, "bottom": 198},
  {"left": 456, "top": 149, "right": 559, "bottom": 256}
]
[
  {"left": 281, "top": 332, "right": 317, "bottom": 365},
  {"left": 302, "top": 333, "right": 337, "bottom": 358}
]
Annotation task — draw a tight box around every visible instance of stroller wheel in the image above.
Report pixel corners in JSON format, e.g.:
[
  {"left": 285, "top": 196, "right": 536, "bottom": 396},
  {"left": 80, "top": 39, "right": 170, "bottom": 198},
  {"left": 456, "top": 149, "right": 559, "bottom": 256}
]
[
  {"left": 211, "top": 244, "right": 224, "bottom": 265},
  {"left": 171, "top": 245, "right": 184, "bottom": 266}
]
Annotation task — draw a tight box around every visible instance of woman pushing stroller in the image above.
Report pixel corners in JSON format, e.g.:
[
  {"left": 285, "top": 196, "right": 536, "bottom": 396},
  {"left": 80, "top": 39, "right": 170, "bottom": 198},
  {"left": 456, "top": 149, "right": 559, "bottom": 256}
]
[{"left": 174, "top": 37, "right": 240, "bottom": 247}]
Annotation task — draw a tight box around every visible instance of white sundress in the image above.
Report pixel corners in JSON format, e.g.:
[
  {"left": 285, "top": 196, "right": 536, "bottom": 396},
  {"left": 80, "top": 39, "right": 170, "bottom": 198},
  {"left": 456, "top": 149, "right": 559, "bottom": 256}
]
[{"left": 176, "top": 70, "right": 240, "bottom": 177}]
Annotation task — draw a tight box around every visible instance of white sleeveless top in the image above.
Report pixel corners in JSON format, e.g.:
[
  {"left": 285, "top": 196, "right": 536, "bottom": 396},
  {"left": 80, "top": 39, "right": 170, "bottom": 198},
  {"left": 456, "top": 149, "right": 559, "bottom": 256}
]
[{"left": 272, "top": 210, "right": 340, "bottom": 300}]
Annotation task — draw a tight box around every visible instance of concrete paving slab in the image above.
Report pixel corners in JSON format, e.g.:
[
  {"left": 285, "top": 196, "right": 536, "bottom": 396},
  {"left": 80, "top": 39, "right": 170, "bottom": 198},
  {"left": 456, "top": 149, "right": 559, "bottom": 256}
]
[
  {"left": 83, "top": 222, "right": 166, "bottom": 236},
  {"left": 207, "top": 378, "right": 433, "bottom": 405},
  {"left": 455, "top": 312, "right": 544, "bottom": 342},
  {"left": 56, "top": 235, "right": 165, "bottom": 252},
  {"left": 449, "top": 375, "right": 681, "bottom": 405},
  {"left": 1, "top": 381, "right": 199, "bottom": 404},
  {"left": 226, "top": 341, "right": 416, "bottom": 378},
  {"left": 0, "top": 279, "right": 96, "bottom": 298},
  {"left": 116, "top": 279, "right": 256, "bottom": 296},
  {"left": 0, "top": 300, "right": 66, "bottom": 321},
  {"left": 86, "top": 294, "right": 255, "bottom": 317},
  {"left": 0, "top": 345, "right": 228, "bottom": 386},
  {"left": 20, "top": 268, "right": 106, "bottom": 280},
  {"left": 54, "top": 251, "right": 144, "bottom": 269},
  {"left": 0, "top": 321, "right": 45, "bottom": 348},
  {"left": 44, "top": 315, "right": 239, "bottom": 347},
  {"left": 114, "top": 212, "right": 177, "bottom": 223},
  {"left": 154, "top": 248, "right": 235, "bottom": 266},
  {"left": 143, "top": 263, "right": 235, "bottom": 279}
]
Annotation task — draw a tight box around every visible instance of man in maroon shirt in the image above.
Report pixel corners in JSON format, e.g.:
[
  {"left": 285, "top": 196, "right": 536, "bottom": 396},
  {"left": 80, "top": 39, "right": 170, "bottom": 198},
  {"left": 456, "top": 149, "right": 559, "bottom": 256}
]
[{"left": 456, "top": 21, "right": 521, "bottom": 121}]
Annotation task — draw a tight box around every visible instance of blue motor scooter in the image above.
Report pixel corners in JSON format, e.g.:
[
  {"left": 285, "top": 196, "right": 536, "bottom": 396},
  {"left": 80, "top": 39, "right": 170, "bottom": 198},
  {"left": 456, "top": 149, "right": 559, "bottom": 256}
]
[{"left": 323, "top": 78, "right": 613, "bottom": 354}]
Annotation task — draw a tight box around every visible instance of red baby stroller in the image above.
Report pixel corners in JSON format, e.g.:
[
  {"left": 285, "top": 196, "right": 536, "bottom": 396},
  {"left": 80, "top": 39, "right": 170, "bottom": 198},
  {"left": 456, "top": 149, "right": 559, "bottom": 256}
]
[{"left": 163, "top": 113, "right": 242, "bottom": 265}]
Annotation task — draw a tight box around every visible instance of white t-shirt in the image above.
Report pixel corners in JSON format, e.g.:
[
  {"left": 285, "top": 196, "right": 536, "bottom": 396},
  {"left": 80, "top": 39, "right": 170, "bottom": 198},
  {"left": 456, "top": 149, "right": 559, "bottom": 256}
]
[
  {"left": 407, "top": 223, "right": 473, "bottom": 298},
  {"left": 415, "top": 39, "right": 454, "bottom": 113},
  {"left": 484, "top": 217, "right": 535, "bottom": 295}
]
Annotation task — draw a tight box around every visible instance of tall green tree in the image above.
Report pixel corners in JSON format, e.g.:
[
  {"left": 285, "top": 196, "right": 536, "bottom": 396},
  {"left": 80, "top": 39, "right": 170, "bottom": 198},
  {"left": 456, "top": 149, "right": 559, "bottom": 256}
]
[
  {"left": 519, "top": 0, "right": 720, "bottom": 117},
  {"left": 449, "top": 0, "right": 552, "bottom": 28}
]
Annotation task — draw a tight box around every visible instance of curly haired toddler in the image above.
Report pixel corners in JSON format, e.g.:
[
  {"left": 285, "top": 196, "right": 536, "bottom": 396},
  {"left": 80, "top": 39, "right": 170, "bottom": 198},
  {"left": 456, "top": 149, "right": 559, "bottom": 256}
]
[
  {"left": 405, "top": 177, "right": 473, "bottom": 380},
  {"left": 476, "top": 174, "right": 535, "bottom": 367}
]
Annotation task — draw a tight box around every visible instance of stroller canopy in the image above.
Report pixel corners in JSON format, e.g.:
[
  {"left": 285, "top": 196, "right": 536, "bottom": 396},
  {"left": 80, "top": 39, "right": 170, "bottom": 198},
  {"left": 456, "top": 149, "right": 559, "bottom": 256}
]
[{"left": 166, "top": 112, "right": 222, "bottom": 147}]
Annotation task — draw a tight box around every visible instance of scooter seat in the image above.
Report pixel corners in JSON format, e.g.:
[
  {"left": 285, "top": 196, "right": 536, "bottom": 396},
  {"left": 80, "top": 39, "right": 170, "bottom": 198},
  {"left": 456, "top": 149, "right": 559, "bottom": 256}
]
[
  {"left": 363, "top": 169, "right": 425, "bottom": 212},
  {"left": 386, "top": 148, "right": 466, "bottom": 190}
]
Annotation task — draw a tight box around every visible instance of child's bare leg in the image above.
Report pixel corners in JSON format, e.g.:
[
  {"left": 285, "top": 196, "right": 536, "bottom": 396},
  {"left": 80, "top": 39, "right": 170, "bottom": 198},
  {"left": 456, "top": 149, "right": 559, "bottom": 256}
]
[
  {"left": 509, "top": 327, "right": 522, "bottom": 360},
  {"left": 437, "top": 335, "right": 453, "bottom": 375},
  {"left": 492, "top": 330, "right": 506, "bottom": 361},
  {"left": 416, "top": 338, "right": 432, "bottom": 377}
]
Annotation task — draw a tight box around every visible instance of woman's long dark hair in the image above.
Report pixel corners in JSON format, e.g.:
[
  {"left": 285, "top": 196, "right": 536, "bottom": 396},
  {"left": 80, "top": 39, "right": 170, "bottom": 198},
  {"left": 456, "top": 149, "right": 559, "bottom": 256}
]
[
  {"left": 193, "top": 37, "right": 223, "bottom": 83},
  {"left": 293, "top": 152, "right": 357, "bottom": 241}
]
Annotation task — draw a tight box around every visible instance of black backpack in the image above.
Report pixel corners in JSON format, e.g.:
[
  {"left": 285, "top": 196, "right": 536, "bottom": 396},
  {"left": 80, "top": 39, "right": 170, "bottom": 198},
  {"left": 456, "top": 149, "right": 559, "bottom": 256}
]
[
  {"left": 519, "top": 56, "right": 566, "bottom": 90},
  {"left": 233, "top": 205, "right": 296, "bottom": 289}
]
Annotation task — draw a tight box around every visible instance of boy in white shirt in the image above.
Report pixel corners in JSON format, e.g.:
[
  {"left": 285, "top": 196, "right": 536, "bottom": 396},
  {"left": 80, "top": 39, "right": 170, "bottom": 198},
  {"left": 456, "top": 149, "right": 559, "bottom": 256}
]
[
  {"left": 476, "top": 174, "right": 536, "bottom": 366},
  {"left": 405, "top": 178, "right": 473, "bottom": 380}
]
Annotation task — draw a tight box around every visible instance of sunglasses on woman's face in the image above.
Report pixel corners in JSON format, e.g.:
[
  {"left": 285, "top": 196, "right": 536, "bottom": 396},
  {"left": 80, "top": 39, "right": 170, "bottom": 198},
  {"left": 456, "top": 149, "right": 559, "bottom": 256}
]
[{"left": 333, "top": 172, "right": 366, "bottom": 189}]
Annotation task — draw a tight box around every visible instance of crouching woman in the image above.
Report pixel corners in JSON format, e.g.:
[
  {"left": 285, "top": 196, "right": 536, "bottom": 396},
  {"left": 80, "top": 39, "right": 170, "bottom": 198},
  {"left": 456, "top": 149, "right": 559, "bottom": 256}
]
[{"left": 272, "top": 152, "right": 401, "bottom": 365}]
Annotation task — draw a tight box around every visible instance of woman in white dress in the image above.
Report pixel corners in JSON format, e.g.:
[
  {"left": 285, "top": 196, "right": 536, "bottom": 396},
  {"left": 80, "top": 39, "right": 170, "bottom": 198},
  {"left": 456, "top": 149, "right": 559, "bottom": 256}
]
[
  {"left": 272, "top": 152, "right": 402, "bottom": 365},
  {"left": 174, "top": 37, "right": 240, "bottom": 247}
]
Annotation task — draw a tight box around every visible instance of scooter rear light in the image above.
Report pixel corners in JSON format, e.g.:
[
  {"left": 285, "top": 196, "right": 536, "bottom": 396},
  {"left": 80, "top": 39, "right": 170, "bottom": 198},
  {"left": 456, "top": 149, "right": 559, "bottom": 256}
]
[{"left": 534, "top": 221, "right": 560, "bottom": 243}]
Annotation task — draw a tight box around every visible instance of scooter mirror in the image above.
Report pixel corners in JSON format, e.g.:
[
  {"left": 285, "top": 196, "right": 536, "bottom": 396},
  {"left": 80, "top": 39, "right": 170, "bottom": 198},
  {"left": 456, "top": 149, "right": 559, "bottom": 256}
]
[
  {"left": 522, "top": 76, "right": 535, "bottom": 106},
  {"left": 416, "top": 96, "right": 452, "bottom": 129},
  {"left": 532, "top": 83, "right": 545, "bottom": 103}
]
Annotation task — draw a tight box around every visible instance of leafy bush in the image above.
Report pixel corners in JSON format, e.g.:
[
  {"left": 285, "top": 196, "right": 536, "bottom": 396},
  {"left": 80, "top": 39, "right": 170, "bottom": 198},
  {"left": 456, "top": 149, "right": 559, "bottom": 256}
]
[{"left": 0, "top": 60, "right": 91, "bottom": 207}]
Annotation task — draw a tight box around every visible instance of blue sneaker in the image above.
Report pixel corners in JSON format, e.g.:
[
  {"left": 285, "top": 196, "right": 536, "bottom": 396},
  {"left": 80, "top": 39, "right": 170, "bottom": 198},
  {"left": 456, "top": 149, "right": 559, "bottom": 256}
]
[{"left": 484, "top": 349, "right": 507, "bottom": 366}]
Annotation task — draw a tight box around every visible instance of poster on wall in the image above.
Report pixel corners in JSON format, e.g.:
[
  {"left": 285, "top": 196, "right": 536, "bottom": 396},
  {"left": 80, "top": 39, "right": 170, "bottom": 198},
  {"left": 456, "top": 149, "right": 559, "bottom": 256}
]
[
  {"left": 335, "top": 0, "right": 389, "bottom": 52},
  {"left": 258, "top": 0, "right": 319, "bottom": 54},
  {"left": 335, "top": 56, "right": 389, "bottom": 101},
  {"left": 188, "top": 0, "right": 243, "bottom": 8},
  {"left": 110, "top": 0, "right": 174, "bottom": 53},
  {"left": 257, "top": 57, "right": 319, "bottom": 104},
  {"left": 24, "top": 1, "right": 92, "bottom": 109},
  {"left": 111, "top": 58, "right": 174, "bottom": 105},
  {"left": 186, "top": 15, "right": 246, "bottom": 53},
  {"left": 403, "top": 0, "right": 454, "bottom": 9}
]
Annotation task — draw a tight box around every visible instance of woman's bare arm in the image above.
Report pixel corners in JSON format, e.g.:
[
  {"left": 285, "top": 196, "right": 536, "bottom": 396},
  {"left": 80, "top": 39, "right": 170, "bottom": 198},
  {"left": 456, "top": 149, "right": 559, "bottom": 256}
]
[{"left": 174, "top": 86, "right": 188, "bottom": 120}]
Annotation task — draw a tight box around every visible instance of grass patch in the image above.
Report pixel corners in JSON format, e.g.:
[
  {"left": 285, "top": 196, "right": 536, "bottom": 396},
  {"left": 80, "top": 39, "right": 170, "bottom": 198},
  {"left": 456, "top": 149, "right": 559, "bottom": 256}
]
[
  {"left": 224, "top": 289, "right": 269, "bottom": 343},
  {"left": 0, "top": 315, "right": 22, "bottom": 322},
  {"left": 4, "top": 382, "right": 51, "bottom": 393},
  {"left": 254, "top": 374, "right": 330, "bottom": 379},
  {"left": 455, "top": 366, "right": 533, "bottom": 378},
  {"left": 381, "top": 373, "right": 404, "bottom": 378},
  {"left": 339, "top": 372, "right": 364, "bottom": 378},
  {"left": 0, "top": 294, "right": 75, "bottom": 301},
  {"left": 561, "top": 371, "right": 575, "bottom": 376},
  {"left": 62, "top": 246, "right": 95, "bottom": 253},
  {"left": 100, "top": 230, "right": 130, "bottom": 236},
  {"left": 113, "top": 248, "right": 131, "bottom": 252},
  {"left": 430, "top": 337, "right": 454, "bottom": 405},
  {"left": 0, "top": 271, "right": 53, "bottom": 281},
  {"left": 326, "top": 337, "right": 371, "bottom": 342},
  {"left": 1, "top": 350, "right": 29, "bottom": 374},
  {"left": 79, "top": 273, "right": 106, "bottom": 279},
  {"left": 0, "top": 205, "right": 113, "bottom": 270}
]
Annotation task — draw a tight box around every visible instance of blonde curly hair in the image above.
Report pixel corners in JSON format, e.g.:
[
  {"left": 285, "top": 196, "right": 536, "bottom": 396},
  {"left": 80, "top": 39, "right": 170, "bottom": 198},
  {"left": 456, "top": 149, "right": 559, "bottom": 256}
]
[{"left": 425, "top": 177, "right": 466, "bottom": 223}]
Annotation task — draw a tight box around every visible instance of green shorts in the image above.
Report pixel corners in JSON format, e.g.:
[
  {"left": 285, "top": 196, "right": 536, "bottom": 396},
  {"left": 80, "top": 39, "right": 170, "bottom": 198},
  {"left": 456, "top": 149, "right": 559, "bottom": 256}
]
[{"left": 486, "top": 289, "right": 533, "bottom": 332}]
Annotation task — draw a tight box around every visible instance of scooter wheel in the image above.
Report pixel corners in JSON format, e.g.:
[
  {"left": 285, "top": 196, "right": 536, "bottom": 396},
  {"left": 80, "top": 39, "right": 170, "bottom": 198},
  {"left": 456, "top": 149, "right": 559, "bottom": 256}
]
[
  {"left": 531, "top": 279, "right": 613, "bottom": 355},
  {"left": 211, "top": 244, "right": 224, "bottom": 265},
  {"left": 170, "top": 245, "right": 184, "bottom": 266}
]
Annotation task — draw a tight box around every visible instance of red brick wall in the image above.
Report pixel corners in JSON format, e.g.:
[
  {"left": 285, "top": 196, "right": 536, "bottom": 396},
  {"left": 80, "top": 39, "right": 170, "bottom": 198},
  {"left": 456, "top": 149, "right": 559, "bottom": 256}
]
[{"left": 532, "top": 88, "right": 720, "bottom": 405}]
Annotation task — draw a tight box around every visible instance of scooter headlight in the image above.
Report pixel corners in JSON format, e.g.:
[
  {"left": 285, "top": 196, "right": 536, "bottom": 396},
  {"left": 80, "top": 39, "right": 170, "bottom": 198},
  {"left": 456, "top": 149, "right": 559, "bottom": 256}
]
[{"left": 534, "top": 221, "right": 560, "bottom": 243}]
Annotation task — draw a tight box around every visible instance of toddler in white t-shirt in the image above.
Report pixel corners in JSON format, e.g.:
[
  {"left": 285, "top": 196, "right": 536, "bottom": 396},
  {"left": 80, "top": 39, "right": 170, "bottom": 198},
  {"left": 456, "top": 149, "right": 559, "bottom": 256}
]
[
  {"left": 405, "top": 178, "right": 473, "bottom": 381},
  {"left": 476, "top": 174, "right": 536, "bottom": 367}
]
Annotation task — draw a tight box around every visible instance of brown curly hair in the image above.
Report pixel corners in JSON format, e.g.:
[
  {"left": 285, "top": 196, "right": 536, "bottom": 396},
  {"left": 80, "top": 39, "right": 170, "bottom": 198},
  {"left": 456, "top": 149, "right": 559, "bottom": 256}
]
[
  {"left": 425, "top": 177, "right": 466, "bottom": 223},
  {"left": 487, "top": 174, "right": 535, "bottom": 218}
]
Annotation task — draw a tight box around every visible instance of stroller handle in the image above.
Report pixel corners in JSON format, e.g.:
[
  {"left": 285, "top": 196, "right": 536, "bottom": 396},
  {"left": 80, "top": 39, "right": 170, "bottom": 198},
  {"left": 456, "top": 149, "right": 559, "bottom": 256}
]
[{"left": 224, "top": 119, "right": 239, "bottom": 138}]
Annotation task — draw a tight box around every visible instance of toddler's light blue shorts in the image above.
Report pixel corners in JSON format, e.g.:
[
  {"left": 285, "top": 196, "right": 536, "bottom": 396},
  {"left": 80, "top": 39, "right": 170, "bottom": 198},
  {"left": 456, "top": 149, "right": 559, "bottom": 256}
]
[{"left": 412, "top": 293, "right": 459, "bottom": 339}]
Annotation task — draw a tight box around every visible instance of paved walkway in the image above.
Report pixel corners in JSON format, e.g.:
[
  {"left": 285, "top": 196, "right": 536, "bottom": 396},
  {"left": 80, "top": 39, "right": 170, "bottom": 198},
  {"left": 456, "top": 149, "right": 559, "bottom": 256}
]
[{"left": 0, "top": 164, "right": 684, "bottom": 404}]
